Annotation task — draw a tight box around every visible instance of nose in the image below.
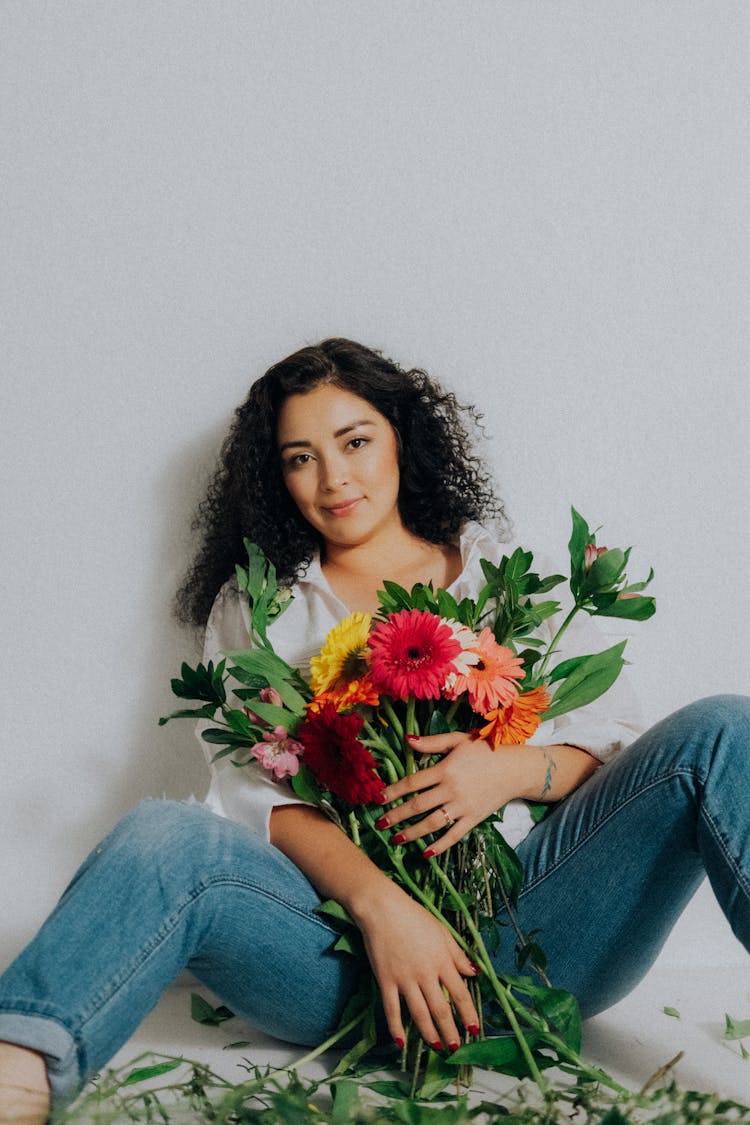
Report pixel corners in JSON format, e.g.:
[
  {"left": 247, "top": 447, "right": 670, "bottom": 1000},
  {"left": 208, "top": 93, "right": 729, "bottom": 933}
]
[{"left": 319, "top": 454, "right": 349, "bottom": 491}]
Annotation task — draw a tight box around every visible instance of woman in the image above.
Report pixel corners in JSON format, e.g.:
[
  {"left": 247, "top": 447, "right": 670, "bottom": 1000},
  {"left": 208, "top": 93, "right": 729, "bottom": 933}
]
[{"left": 1, "top": 338, "right": 748, "bottom": 1122}]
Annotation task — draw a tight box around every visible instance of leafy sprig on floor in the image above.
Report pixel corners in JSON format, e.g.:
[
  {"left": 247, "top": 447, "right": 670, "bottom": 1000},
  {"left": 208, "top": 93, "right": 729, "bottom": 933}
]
[{"left": 52, "top": 1053, "right": 750, "bottom": 1124}]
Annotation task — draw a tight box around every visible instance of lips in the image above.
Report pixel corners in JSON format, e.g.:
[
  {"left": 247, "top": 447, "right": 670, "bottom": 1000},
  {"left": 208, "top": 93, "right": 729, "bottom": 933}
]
[{"left": 324, "top": 497, "right": 363, "bottom": 516}]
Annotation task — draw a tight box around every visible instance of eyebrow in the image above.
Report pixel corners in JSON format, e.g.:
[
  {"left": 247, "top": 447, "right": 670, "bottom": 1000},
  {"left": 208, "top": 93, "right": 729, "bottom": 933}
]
[{"left": 279, "top": 419, "right": 377, "bottom": 452}]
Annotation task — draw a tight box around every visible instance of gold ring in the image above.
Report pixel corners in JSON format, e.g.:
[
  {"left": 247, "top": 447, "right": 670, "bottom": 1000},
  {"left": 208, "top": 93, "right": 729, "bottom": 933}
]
[{"left": 440, "top": 806, "right": 455, "bottom": 827}]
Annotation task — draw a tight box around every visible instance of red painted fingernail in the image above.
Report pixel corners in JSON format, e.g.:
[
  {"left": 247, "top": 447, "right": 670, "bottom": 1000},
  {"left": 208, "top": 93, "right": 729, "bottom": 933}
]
[
  {"left": 394, "top": 1036, "right": 405, "bottom": 1049},
  {"left": 376, "top": 792, "right": 389, "bottom": 805},
  {"left": 406, "top": 734, "right": 420, "bottom": 743},
  {"left": 375, "top": 815, "right": 389, "bottom": 829},
  {"left": 391, "top": 832, "right": 406, "bottom": 844},
  {"left": 423, "top": 847, "right": 435, "bottom": 859},
  {"left": 469, "top": 962, "right": 482, "bottom": 974},
  {"left": 431, "top": 1040, "right": 442, "bottom": 1051},
  {"left": 449, "top": 1041, "right": 459, "bottom": 1053},
  {"left": 467, "top": 1024, "right": 479, "bottom": 1036}
]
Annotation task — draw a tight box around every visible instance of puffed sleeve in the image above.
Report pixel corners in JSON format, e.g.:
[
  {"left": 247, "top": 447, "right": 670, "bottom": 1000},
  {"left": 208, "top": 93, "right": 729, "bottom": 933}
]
[
  {"left": 526, "top": 598, "right": 644, "bottom": 762},
  {"left": 198, "top": 580, "right": 313, "bottom": 841}
]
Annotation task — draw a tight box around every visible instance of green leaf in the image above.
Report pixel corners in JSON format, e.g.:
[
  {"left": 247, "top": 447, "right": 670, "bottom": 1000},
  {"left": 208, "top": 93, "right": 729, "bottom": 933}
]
[
  {"left": 568, "top": 507, "right": 592, "bottom": 568},
  {"left": 158, "top": 704, "right": 218, "bottom": 726},
  {"left": 544, "top": 641, "right": 627, "bottom": 721},
  {"left": 314, "top": 899, "right": 355, "bottom": 926},
  {"left": 222, "top": 1040, "right": 253, "bottom": 1050},
  {"left": 200, "top": 727, "right": 254, "bottom": 746},
  {"left": 291, "top": 763, "right": 325, "bottom": 803},
  {"left": 122, "top": 1057, "right": 183, "bottom": 1085},
  {"left": 227, "top": 698, "right": 291, "bottom": 729},
  {"left": 448, "top": 1033, "right": 552, "bottom": 1078},
  {"left": 436, "top": 588, "right": 462, "bottom": 621},
  {"left": 169, "top": 660, "right": 226, "bottom": 705},
  {"left": 190, "top": 993, "right": 234, "bottom": 1026},
  {"left": 591, "top": 594, "right": 656, "bottom": 621},
  {"left": 546, "top": 654, "right": 589, "bottom": 685},
  {"left": 587, "top": 547, "right": 626, "bottom": 588},
  {"left": 663, "top": 1006, "right": 681, "bottom": 1018},
  {"left": 534, "top": 988, "right": 582, "bottom": 1051},
  {"left": 333, "top": 932, "right": 361, "bottom": 955},
  {"left": 417, "top": 1047, "right": 457, "bottom": 1099},
  {"left": 332, "top": 1079, "right": 362, "bottom": 1123},
  {"left": 724, "top": 1012, "right": 750, "bottom": 1040}
]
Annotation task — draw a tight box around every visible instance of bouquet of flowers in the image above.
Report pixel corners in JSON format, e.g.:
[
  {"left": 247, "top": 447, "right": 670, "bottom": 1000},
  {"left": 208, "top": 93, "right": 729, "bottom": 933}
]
[{"left": 162, "top": 509, "right": 654, "bottom": 1100}]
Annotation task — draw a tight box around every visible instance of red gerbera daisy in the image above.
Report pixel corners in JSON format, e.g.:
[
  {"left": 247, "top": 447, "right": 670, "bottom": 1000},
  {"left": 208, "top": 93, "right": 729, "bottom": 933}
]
[
  {"left": 367, "top": 609, "right": 463, "bottom": 700},
  {"left": 298, "top": 702, "right": 384, "bottom": 805}
]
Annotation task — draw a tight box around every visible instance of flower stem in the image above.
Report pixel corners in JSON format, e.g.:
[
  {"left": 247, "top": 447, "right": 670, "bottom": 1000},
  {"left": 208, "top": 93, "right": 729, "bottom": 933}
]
[
  {"left": 536, "top": 605, "right": 579, "bottom": 681},
  {"left": 426, "top": 861, "right": 547, "bottom": 1090},
  {"left": 362, "top": 721, "right": 405, "bottom": 779}
]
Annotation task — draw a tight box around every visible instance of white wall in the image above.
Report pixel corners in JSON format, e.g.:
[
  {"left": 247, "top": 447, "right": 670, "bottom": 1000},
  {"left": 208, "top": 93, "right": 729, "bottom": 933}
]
[{"left": 2, "top": 2, "right": 748, "bottom": 970}]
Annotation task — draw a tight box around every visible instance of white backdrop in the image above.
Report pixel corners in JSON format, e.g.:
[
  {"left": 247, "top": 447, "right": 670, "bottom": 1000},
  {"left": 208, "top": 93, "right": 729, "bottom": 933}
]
[{"left": 1, "top": 2, "right": 748, "bottom": 971}]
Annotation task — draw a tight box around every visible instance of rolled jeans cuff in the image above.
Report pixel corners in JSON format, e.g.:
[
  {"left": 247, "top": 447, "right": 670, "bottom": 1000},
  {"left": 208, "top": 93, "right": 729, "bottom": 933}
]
[{"left": 0, "top": 1010, "right": 79, "bottom": 1105}]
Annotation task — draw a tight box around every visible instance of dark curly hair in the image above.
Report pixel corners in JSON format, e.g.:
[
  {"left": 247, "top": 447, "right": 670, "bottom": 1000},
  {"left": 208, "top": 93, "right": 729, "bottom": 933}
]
[{"left": 176, "top": 338, "right": 506, "bottom": 627}]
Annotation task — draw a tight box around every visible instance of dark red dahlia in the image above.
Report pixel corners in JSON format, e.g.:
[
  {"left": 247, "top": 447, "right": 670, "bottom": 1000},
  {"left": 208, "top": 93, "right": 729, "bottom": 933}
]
[{"left": 298, "top": 702, "right": 384, "bottom": 806}]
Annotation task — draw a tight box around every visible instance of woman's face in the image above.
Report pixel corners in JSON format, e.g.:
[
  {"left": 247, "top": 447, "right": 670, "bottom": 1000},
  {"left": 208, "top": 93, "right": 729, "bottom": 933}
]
[{"left": 277, "top": 383, "right": 402, "bottom": 551}]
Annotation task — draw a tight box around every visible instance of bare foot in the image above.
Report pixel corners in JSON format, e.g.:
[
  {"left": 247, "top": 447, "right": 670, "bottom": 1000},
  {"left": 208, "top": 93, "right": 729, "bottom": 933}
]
[{"left": 0, "top": 1043, "right": 49, "bottom": 1124}]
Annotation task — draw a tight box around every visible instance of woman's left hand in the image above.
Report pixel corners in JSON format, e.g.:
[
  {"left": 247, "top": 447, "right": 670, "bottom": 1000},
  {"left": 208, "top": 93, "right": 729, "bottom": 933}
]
[
  {"left": 378, "top": 732, "right": 600, "bottom": 858},
  {"left": 377, "top": 732, "right": 525, "bottom": 858}
]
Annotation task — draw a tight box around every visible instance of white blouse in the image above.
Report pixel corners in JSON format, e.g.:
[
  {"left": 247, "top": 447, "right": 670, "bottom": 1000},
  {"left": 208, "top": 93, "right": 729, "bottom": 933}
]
[{"left": 199, "top": 521, "right": 643, "bottom": 846}]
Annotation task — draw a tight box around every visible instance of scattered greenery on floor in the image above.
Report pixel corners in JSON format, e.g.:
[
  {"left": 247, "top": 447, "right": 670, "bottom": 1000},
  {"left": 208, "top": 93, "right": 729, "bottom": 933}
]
[{"left": 52, "top": 1053, "right": 750, "bottom": 1125}]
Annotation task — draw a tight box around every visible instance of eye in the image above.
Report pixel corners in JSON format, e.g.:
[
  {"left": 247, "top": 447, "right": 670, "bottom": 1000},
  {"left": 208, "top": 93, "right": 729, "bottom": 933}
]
[
  {"left": 284, "top": 452, "right": 313, "bottom": 470},
  {"left": 347, "top": 436, "right": 369, "bottom": 450}
]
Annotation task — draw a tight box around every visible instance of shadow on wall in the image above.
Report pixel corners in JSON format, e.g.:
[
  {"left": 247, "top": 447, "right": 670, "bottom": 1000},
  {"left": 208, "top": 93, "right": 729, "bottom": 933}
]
[
  {"left": 68, "top": 418, "right": 232, "bottom": 857},
  {"left": 134, "top": 419, "right": 231, "bottom": 808}
]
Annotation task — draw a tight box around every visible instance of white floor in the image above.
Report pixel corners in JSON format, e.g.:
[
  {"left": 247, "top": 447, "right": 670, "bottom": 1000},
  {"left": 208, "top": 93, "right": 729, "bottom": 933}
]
[{"left": 106, "top": 962, "right": 750, "bottom": 1108}]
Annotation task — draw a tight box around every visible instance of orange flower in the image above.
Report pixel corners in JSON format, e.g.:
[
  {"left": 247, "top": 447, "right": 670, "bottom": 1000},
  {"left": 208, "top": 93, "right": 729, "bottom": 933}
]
[
  {"left": 476, "top": 687, "right": 551, "bottom": 748},
  {"left": 445, "top": 627, "right": 524, "bottom": 713},
  {"left": 307, "top": 676, "right": 381, "bottom": 714}
]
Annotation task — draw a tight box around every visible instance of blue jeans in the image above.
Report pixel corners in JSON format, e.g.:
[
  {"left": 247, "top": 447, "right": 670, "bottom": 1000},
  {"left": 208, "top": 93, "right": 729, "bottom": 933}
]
[{"left": 0, "top": 695, "right": 748, "bottom": 1104}]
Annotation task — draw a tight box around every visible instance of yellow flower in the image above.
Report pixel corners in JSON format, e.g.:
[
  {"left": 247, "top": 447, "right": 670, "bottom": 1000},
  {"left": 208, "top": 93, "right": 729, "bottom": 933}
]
[{"left": 310, "top": 613, "right": 373, "bottom": 695}]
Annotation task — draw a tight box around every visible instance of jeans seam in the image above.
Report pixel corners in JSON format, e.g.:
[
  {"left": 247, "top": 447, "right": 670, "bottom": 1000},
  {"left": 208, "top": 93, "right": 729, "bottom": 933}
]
[
  {"left": 76, "top": 873, "right": 338, "bottom": 1031},
  {"left": 698, "top": 802, "right": 750, "bottom": 904},
  {"left": 519, "top": 765, "right": 705, "bottom": 898}
]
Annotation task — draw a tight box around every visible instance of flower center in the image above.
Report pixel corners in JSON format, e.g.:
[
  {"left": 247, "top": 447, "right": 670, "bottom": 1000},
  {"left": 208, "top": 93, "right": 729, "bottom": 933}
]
[{"left": 342, "top": 649, "right": 369, "bottom": 681}]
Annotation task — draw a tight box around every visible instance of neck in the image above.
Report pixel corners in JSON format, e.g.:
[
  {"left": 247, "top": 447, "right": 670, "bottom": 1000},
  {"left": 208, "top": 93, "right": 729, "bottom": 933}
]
[{"left": 322, "top": 526, "right": 427, "bottom": 577}]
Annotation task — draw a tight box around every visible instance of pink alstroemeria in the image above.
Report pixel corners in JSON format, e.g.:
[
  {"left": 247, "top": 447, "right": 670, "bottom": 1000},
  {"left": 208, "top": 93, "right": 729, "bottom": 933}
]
[
  {"left": 245, "top": 686, "right": 284, "bottom": 725},
  {"left": 584, "top": 544, "right": 608, "bottom": 569},
  {"left": 250, "top": 725, "right": 303, "bottom": 780}
]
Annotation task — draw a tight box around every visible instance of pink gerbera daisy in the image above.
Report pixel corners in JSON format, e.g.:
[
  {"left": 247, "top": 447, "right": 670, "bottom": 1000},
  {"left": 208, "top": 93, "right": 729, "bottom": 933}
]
[
  {"left": 367, "top": 609, "right": 463, "bottom": 700},
  {"left": 445, "top": 627, "right": 524, "bottom": 713}
]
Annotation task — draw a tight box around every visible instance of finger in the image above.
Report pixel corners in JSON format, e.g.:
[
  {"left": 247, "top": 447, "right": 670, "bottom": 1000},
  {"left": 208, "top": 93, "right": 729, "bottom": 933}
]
[
  {"left": 421, "top": 821, "right": 466, "bottom": 858},
  {"left": 381, "top": 762, "right": 442, "bottom": 807},
  {"left": 406, "top": 732, "right": 461, "bottom": 756},
  {"left": 443, "top": 964, "right": 480, "bottom": 1037},
  {"left": 388, "top": 805, "right": 456, "bottom": 844},
  {"left": 386, "top": 790, "right": 447, "bottom": 833},
  {"left": 402, "top": 984, "right": 444, "bottom": 1051},
  {"left": 380, "top": 983, "right": 406, "bottom": 1049},
  {"left": 421, "top": 981, "right": 461, "bottom": 1052}
]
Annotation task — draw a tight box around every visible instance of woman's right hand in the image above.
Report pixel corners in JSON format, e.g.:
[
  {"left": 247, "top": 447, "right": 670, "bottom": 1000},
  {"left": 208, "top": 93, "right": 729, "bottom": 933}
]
[
  {"left": 351, "top": 879, "right": 480, "bottom": 1050},
  {"left": 271, "top": 804, "right": 480, "bottom": 1049}
]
